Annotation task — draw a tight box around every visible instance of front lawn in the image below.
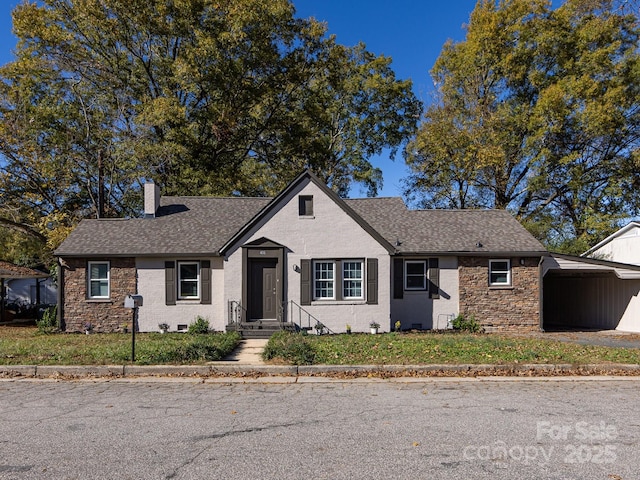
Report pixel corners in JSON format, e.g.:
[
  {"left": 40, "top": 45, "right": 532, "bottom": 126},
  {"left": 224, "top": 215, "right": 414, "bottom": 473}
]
[
  {"left": 263, "top": 331, "right": 640, "bottom": 365},
  {"left": 0, "top": 327, "right": 241, "bottom": 365}
]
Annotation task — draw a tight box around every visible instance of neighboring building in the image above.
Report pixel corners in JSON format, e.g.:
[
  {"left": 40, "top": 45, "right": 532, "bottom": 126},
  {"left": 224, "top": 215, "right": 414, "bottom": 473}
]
[
  {"left": 582, "top": 222, "right": 640, "bottom": 266},
  {"left": 0, "top": 261, "right": 52, "bottom": 322},
  {"left": 54, "top": 170, "right": 547, "bottom": 334},
  {"left": 6, "top": 277, "right": 56, "bottom": 305}
]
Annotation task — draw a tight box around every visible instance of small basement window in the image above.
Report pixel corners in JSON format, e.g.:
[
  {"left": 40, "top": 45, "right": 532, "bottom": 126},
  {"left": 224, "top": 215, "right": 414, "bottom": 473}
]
[
  {"left": 489, "top": 259, "right": 511, "bottom": 286},
  {"left": 299, "top": 195, "right": 313, "bottom": 216}
]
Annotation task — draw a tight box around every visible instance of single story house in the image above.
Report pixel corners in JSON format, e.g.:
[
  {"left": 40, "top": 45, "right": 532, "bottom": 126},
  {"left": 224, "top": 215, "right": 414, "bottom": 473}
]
[{"left": 54, "top": 170, "right": 548, "bottom": 335}]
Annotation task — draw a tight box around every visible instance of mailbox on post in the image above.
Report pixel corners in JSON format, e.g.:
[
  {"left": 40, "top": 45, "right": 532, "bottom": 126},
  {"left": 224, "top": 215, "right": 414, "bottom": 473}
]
[
  {"left": 124, "top": 294, "right": 143, "bottom": 362},
  {"left": 124, "top": 294, "right": 143, "bottom": 308}
]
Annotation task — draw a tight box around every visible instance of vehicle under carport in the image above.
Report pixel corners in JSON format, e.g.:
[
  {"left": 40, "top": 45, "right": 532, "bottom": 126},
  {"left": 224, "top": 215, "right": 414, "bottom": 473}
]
[{"left": 542, "top": 254, "right": 640, "bottom": 333}]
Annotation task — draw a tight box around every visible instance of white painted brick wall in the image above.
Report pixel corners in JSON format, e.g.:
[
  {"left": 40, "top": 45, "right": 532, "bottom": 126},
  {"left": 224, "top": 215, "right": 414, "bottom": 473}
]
[
  {"left": 224, "top": 180, "right": 391, "bottom": 333},
  {"left": 390, "top": 256, "right": 459, "bottom": 330},
  {"left": 136, "top": 257, "right": 224, "bottom": 332}
]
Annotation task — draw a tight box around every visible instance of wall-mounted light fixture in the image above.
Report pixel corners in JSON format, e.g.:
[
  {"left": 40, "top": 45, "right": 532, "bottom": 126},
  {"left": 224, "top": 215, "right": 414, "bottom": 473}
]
[
  {"left": 475, "top": 241, "right": 483, "bottom": 248},
  {"left": 519, "top": 258, "right": 525, "bottom": 266},
  {"left": 293, "top": 264, "right": 300, "bottom": 273}
]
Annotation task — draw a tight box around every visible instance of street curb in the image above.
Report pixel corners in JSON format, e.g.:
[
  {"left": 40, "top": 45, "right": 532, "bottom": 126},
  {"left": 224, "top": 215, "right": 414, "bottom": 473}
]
[
  {"left": 1, "top": 362, "right": 639, "bottom": 379},
  {"left": 35, "top": 365, "right": 124, "bottom": 378}
]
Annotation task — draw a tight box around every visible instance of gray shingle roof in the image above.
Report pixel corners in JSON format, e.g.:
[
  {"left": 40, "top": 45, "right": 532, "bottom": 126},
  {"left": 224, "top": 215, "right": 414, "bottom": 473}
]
[
  {"left": 56, "top": 194, "right": 545, "bottom": 257},
  {"left": 346, "top": 198, "right": 546, "bottom": 254},
  {"left": 54, "top": 197, "right": 271, "bottom": 256}
]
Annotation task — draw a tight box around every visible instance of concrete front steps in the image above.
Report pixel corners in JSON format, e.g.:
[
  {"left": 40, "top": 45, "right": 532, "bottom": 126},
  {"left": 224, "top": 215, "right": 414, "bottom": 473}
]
[{"left": 226, "top": 320, "right": 297, "bottom": 339}]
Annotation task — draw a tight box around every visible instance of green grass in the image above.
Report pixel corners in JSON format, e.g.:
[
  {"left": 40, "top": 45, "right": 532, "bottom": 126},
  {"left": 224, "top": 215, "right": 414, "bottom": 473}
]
[
  {"left": 264, "top": 332, "right": 640, "bottom": 365},
  {"left": 4, "top": 327, "right": 640, "bottom": 367},
  {"left": 0, "top": 327, "right": 241, "bottom": 365}
]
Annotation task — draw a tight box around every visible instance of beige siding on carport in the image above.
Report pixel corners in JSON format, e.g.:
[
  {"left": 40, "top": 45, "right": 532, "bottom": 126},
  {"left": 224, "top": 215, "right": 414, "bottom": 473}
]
[{"left": 544, "top": 273, "right": 640, "bottom": 332}]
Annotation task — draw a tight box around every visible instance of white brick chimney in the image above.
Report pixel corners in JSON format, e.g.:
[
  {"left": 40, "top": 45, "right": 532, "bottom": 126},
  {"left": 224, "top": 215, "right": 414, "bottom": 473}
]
[{"left": 144, "top": 182, "right": 160, "bottom": 218}]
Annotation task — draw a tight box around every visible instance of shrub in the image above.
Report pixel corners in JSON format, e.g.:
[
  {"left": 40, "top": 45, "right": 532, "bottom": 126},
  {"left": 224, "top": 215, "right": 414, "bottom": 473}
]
[
  {"left": 187, "top": 316, "right": 211, "bottom": 334},
  {"left": 262, "top": 331, "right": 315, "bottom": 365},
  {"left": 137, "top": 332, "right": 241, "bottom": 364},
  {"left": 451, "top": 314, "right": 482, "bottom": 333},
  {"left": 36, "top": 305, "right": 58, "bottom": 334}
]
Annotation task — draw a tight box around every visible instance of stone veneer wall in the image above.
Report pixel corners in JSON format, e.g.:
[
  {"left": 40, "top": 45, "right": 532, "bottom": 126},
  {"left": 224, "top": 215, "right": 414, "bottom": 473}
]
[
  {"left": 62, "top": 258, "right": 136, "bottom": 332},
  {"left": 458, "top": 257, "right": 540, "bottom": 332}
]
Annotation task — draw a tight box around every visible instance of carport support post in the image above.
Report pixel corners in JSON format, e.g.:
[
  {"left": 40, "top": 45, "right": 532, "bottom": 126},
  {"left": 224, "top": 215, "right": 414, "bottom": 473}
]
[
  {"left": 131, "top": 306, "right": 137, "bottom": 362},
  {"left": 0, "top": 278, "right": 4, "bottom": 322}
]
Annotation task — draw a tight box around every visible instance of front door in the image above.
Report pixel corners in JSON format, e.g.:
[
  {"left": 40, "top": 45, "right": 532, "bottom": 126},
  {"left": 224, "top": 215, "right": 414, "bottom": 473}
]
[{"left": 249, "top": 258, "right": 278, "bottom": 320}]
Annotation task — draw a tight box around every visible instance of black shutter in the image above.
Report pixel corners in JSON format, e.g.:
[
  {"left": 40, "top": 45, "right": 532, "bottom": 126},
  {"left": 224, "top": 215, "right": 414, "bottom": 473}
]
[
  {"left": 393, "top": 258, "right": 404, "bottom": 299},
  {"left": 165, "top": 261, "right": 176, "bottom": 305},
  {"left": 200, "top": 260, "right": 211, "bottom": 305},
  {"left": 300, "top": 259, "right": 311, "bottom": 305},
  {"left": 428, "top": 258, "right": 440, "bottom": 299},
  {"left": 366, "top": 258, "right": 378, "bottom": 305}
]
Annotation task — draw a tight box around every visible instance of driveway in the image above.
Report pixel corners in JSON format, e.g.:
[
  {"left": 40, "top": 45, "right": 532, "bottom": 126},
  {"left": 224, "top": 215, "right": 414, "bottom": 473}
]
[{"left": 535, "top": 329, "right": 640, "bottom": 350}]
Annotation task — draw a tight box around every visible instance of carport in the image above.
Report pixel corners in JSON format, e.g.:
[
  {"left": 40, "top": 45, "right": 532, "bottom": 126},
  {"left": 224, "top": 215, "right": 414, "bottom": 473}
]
[{"left": 542, "top": 254, "right": 640, "bottom": 332}]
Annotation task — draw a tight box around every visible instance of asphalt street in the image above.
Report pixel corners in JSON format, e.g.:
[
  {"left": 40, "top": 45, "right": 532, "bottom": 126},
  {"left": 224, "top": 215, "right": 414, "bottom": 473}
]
[{"left": 1, "top": 378, "right": 639, "bottom": 479}]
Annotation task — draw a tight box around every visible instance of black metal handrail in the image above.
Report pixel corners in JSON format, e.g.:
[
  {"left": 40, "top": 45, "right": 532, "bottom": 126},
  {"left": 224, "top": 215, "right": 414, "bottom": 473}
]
[{"left": 289, "top": 300, "right": 334, "bottom": 334}]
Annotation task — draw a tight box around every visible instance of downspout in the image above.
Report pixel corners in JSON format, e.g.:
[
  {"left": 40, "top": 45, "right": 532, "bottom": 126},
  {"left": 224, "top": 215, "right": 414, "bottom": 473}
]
[
  {"left": 538, "top": 255, "right": 546, "bottom": 332},
  {"left": 57, "top": 258, "right": 65, "bottom": 331}
]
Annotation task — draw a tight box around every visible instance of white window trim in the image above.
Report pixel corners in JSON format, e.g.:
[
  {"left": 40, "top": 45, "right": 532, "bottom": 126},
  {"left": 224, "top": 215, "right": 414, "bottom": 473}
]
[
  {"left": 178, "top": 261, "right": 200, "bottom": 300},
  {"left": 87, "top": 261, "right": 110, "bottom": 299},
  {"left": 489, "top": 259, "right": 511, "bottom": 286},
  {"left": 404, "top": 260, "right": 427, "bottom": 291},
  {"left": 342, "top": 260, "right": 364, "bottom": 300},
  {"left": 313, "top": 260, "right": 335, "bottom": 300}
]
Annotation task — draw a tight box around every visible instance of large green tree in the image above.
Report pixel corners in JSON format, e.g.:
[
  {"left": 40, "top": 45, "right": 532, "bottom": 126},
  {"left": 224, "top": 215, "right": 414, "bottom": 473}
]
[
  {"left": 0, "top": 0, "right": 420, "bottom": 264},
  {"left": 405, "top": 0, "right": 639, "bottom": 253}
]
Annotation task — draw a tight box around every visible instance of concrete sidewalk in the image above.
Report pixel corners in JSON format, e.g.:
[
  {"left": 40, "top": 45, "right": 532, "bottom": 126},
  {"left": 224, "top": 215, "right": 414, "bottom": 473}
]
[{"left": 219, "top": 339, "right": 268, "bottom": 364}]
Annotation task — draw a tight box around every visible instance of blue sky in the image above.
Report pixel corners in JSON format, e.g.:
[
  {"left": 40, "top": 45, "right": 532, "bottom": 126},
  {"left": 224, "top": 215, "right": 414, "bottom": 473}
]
[{"left": 0, "top": 0, "right": 478, "bottom": 198}]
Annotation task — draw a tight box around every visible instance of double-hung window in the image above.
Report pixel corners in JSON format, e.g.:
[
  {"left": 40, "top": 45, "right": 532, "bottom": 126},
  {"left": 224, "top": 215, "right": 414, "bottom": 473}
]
[
  {"left": 314, "top": 261, "right": 335, "bottom": 300},
  {"left": 342, "top": 261, "right": 363, "bottom": 299},
  {"left": 88, "top": 261, "right": 110, "bottom": 299},
  {"left": 302, "top": 258, "right": 375, "bottom": 305},
  {"left": 313, "top": 260, "right": 364, "bottom": 300},
  {"left": 489, "top": 259, "right": 511, "bottom": 286},
  {"left": 178, "top": 261, "right": 200, "bottom": 299},
  {"left": 405, "top": 260, "right": 427, "bottom": 290}
]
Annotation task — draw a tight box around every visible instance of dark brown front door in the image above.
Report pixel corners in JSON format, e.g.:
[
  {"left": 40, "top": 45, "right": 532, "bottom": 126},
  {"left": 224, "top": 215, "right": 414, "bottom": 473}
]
[{"left": 249, "top": 259, "right": 278, "bottom": 320}]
